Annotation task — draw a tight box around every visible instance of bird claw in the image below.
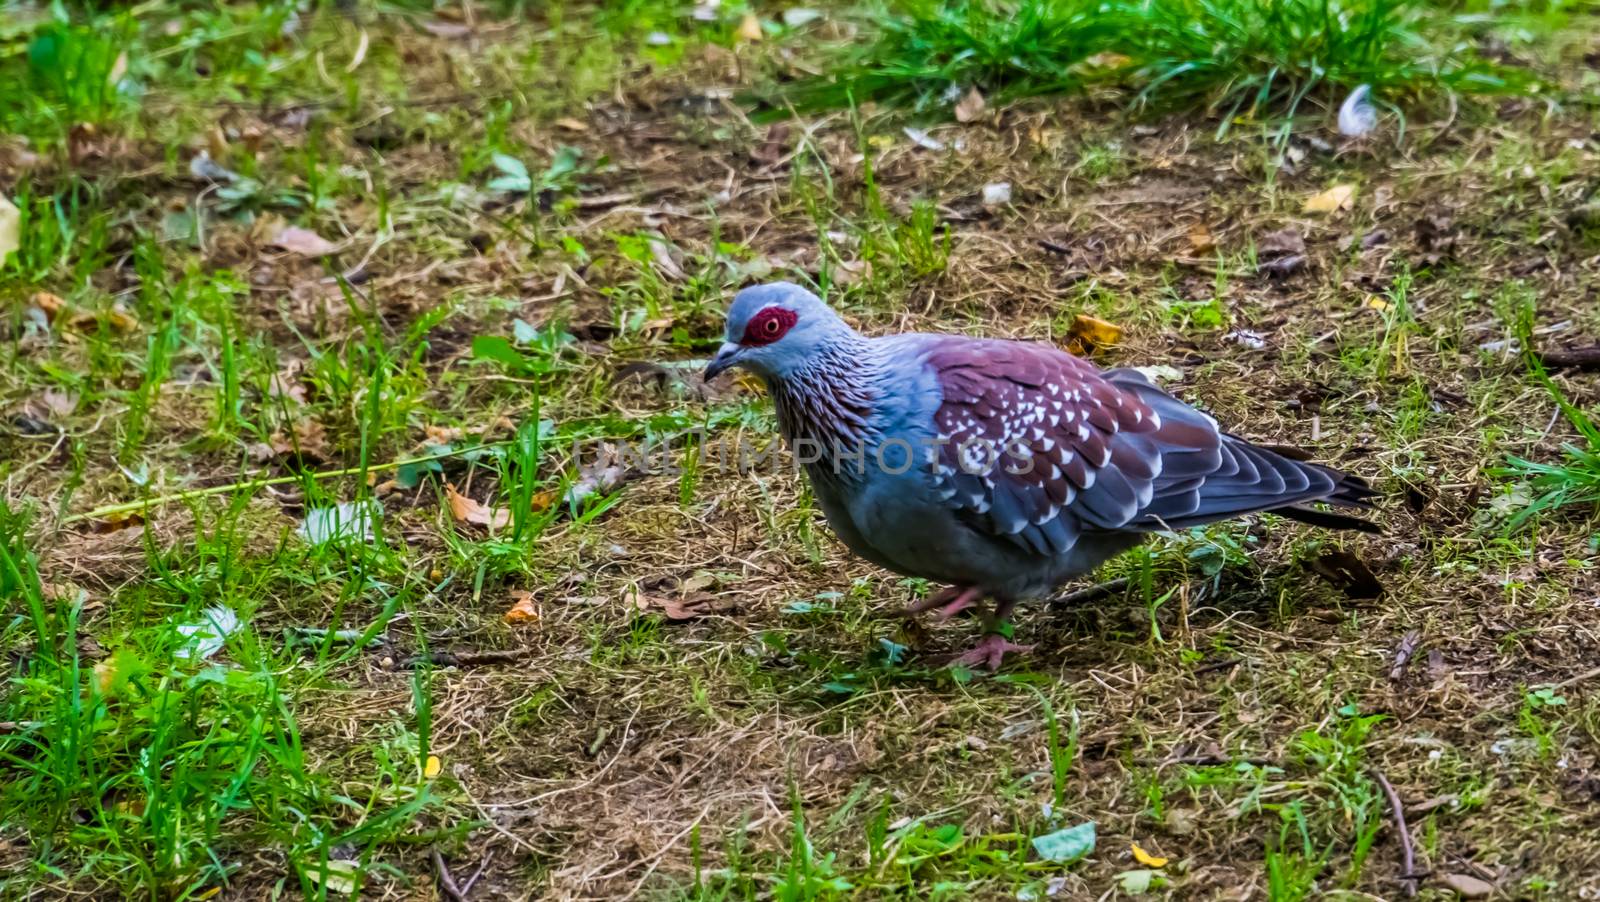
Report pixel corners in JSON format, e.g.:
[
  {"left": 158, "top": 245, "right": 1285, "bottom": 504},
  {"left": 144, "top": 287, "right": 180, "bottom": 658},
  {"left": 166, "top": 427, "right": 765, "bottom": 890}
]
[{"left": 947, "top": 634, "right": 1035, "bottom": 671}]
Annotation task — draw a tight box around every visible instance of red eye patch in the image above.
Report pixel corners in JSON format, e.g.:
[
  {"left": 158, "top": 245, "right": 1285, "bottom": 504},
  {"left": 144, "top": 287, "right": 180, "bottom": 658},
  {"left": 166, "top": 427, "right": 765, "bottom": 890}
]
[{"left": 740, "top": 306, "right": 798, "bottom": 346}]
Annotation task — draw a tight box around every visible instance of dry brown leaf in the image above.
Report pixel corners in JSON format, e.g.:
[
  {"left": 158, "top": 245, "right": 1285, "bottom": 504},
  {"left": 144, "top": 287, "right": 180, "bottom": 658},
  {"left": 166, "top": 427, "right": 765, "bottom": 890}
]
[
  {"left": 625, "top": 585, "right": 727, "bottom": 621},
  {"left": 445, "top": 484, "right": 511, "bottom": 531},
  {"left": 503, "top": 590, "right": 540, "bottom": 625},
  {"left": 953, "top": 86, "right": 986, "bottom": 123},
  {"left": 1309, "top": 550, "right": 1384, "bottom": 599},
  {"left": 532, "top": 444, "right": 632, "bottom": 514},
  {"left": 423, "top": 424, "right": 463, "bottom": 446},
  {"left": 1303, "top": 184, "right": 1356, "bottom": 214},
  {"left": 268, "top": 419, "right": 330, "bottom": 463},
  {"left": 1064, "top": 314, "right": 1124, "bottom": 357},
  {"left": 66, "top": 303, "right": 138, "bottom": 334},
  {"left": 30, "top": 291, "right": 64, "bottom": 321},
  {"left": 38, "top": 389, "right": 77, "bottom": 418},
  {"left": 270, "top": 225, "right": 342, "bottom": 257},
  {"left": 82, "top": 512, "right": 147, "bottom": 535},
  {"left": 554, "top": 117, "right": 589, "bottom": 133},
  {"left": 735, "top": 13, "right": 763, "bottom": 41},
  {"left": 1187, "top": 223, "right": 1217, "bottom": 255}
]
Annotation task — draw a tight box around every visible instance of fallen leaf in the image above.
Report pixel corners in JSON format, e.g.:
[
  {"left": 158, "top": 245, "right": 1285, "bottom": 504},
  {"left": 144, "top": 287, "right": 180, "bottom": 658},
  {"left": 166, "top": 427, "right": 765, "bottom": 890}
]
[
  {"left": 1064, "top": 314, "right": 1123, "bottom": 357},
  {"left": 1363, "top": 294, "right": 1391, "bottom": 313},
  {"left": 29, "top": 291, "right": 65, "bottom": 321},
  {"left": 1303, "top": 184, "right": 1356, "bottom": 214},
  {"left": 445, "top": 484, "right": 511, "bottom": 531},
  {"left": 423, "top": 755, "right": 442, "bottom": 778},
  {"left": 954, "top": 86, "right": 986, "bottom": 123},
  {"left": 1439, "top": 873, "right": 1495, "bottom": 898},
  {"left": 554, "top": 117, "right": 589, "bottom": 133},
  {"left": 1032, "top": 821, "right": 1096, "bottom": 863},
  {"left": 268, "top": 419, "right": 330, "bottom": 464},
  {"left": 82, "top": 512, "right": 146, "bottom": 535},
  {"left": 503, "top": 590, "right": 540, "bottom": 625},
  {"left": 1187, "top": 223, "right": 1217, "bottom": 255},
  {"left": 0, "top": 194, "right": 19, "bottom": 265},
  {"left": 423, "top": 424, "right": 463, "bottom": 446},
  {"left": 1309, "top": 550, "right": 1384, "bottom": 599},
  {"left": 626, "top": 585, "right": 728, "bottom": 621},
  {"left": 1131, "top": 841, "right": 1168, "bottom": 868},
  {"left": 270, "top": 225, "right": 342, "bottom": 257},
  {"left": 735, "top": 13, "right": 763, "bottom": 41}
]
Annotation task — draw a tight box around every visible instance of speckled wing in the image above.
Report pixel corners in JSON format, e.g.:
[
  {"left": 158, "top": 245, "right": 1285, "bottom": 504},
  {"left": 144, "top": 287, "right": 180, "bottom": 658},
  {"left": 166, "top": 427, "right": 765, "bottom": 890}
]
[{"left": 923, "top": 338, "right": 1372, "bottom": 556}]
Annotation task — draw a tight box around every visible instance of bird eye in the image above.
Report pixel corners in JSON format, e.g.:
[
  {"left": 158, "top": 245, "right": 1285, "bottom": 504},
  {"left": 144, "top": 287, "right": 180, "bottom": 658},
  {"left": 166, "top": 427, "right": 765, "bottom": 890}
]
[{"left": 764, "top": 318, "right": 780, "bottom": 334}]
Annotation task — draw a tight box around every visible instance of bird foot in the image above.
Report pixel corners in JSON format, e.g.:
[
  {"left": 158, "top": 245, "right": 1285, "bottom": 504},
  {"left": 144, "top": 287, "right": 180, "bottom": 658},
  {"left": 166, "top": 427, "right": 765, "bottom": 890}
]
[
  {"left": 903, "top": 585, "right": 982, "bottom": 621},
  {"left": 947, "top": 633, "right": 1035, "bottom": 671}
]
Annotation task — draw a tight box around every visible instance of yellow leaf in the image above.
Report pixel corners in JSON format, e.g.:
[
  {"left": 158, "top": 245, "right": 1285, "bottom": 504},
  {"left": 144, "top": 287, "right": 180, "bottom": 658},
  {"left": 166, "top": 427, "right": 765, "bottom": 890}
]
[
  {"left": 1132, "top": 841, "right": 1168, "bottom": 868},
  {"left": 1303, "top": 183, "right": 1356, "bottom": 214},
  {"left": 195, "top": 888, "right": 221, "bottom": 900},
  {"left": 503, "top": 590, "right": 539, "bottom": 625},
  {"left": 1363, "top": 295, "right": 1391, "bottom": 312},
  {"left": 1064, "top": 314, "right": 1124, "bottom": 357},
  {"left": 735, "top": 14, "right": 763, "bottom": 42},
  {"left": 424, "top": 755, "right": 442, "bottom": 778}
]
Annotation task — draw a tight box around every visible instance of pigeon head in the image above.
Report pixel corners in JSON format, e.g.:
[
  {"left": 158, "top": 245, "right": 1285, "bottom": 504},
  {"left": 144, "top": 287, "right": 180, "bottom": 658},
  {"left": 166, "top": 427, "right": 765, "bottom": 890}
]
[{"left": 704, "top": 282, "right": 855, "bottom": 382}]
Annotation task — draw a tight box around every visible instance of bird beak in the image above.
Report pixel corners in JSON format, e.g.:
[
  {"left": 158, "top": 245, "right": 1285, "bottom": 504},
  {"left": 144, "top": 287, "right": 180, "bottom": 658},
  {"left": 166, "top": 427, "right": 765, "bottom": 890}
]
[{"left": 704, "top": 342, "right": 741, "bottom": 381}]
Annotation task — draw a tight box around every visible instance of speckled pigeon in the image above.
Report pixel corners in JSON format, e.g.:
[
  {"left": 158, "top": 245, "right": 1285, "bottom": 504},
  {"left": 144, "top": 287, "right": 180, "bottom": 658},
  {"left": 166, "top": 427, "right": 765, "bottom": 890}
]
[{"left": 706, "top": 282, "right": 1377, "bottom": 669}]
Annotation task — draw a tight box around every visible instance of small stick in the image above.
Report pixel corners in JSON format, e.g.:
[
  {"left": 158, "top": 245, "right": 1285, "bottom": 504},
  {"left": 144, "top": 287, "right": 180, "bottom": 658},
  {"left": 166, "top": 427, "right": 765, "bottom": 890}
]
[
  {"left": 1536, "top": 666, "right": 1600, "bottom": 691},
  {"left": 1047, "top": 577, "right": 1131, "bottom": 608},
  {"left": 1037, "top": 238, "right": 1073, "bottom": 255},
  {"left": 401, "top": 649, "right": 530, "bottom": 669},
  {"left": 460, "top": 850, "right": 493, "bottom": 897},
  {"left": 1372, "top": 768, "right": 1418, "bottom": 897},
  {"left": 432, "top": 848, "right": 466, "bottom": 902},
  {"left": 1535, "top": 347, "right": 1600, "bottom": 370},
  {"left": 1192, "top": 657, "right": 1243, "bottom": 676}
]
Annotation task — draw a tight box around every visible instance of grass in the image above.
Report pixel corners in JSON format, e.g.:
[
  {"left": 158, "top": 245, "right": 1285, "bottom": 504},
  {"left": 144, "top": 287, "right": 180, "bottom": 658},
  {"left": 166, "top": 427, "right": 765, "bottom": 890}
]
[
  {"left": 769, "top": 0, "right": 1540, "bottom": 134},
  {"left": 3, "top": 0, "right": 1599, "bottom": 898}
]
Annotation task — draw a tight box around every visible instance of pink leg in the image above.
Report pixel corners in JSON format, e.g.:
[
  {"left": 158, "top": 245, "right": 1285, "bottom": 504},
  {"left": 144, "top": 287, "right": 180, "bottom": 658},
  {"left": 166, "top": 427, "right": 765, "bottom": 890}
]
[{"left": 903, "top": 585, "right": 984, "bottom": 621}]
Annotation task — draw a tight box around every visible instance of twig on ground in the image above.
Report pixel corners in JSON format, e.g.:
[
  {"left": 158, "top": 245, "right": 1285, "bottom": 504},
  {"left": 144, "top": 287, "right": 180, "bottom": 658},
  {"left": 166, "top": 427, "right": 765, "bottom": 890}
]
[
  {"left": 460, "top": 851, "right": 493, "bottom": 898},
  {"left": 1535, "top": 347, "right": 1600, "bottom": 370},
  {"left": 1192, "top": 657, "right": 1243, "bottom": 676},
  {"left": 1372, "top": 767, "right": 1419, "bottom": 897},
  {"left": 1389, "top": 630, "right": 1422, "bottom": 681},
  {"left": 432, "top": 849, "right": 465, "bottom": 902},
  {"left": 1047, "top": 577, "right": 1131, "bottom": 608},
  {"left": 400, "top": 649, "right": 531, "bottom": 669},
  {"left": 1037, "top": 238, "right": 1073, "bottom": 256},
  {"left": 1536, "top": 666, "right": 1600, "bottom": 691}
]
